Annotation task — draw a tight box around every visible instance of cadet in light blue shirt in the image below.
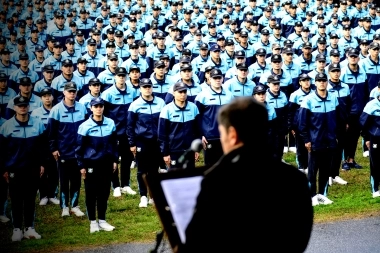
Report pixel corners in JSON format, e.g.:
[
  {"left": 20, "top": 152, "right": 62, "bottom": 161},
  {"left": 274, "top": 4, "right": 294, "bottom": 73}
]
[
  {"left": 195, "top": 68, "right": 235, "bottom": 166},
  {"left": 198, "top": 44, "right": 229, "bottom": 84},
  {"left": 51, "top": 59, "right": 83, "bottom": 103},
  {"left": 260, "top": 54, "right": 294, "bottom": 98},
  {"left": 0, "top": 73, "right": 16, "bottom": 119},
  {"left": 97, "top": 53, "right": 120, "bottom": 92},
  {"left": 33, "top": 65, "right": 55, "bottom": 97},
  {"left": 0, "top": 95, "right": 47, "bottom": 240},
  {"left": 223, "top": 63, "right": 256, "bottom": 97},
  {"left": 8, "top": 53, "right": 39, "bottom": 93},
  {"left": 0, "top": 49, "right": 18, "bottom": 79},
  {"left": 41, "top": 42, "right": 65, "bottom": 78},
  {"left": 73, "top": 57, "right": 96, "bottom": 96},
  {"left": 5, "top": 77, "right": 43, "bottom": 119},
  {"left": 46, "top": 12, "right": 72, "bottom": 47},
  {"left": 79, "top": 78, "right": 102, "bottom": 115}
]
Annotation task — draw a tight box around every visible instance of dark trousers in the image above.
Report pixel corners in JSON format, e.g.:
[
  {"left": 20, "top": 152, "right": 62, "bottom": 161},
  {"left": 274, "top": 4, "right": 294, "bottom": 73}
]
[
  {"left": 285, "top": 132, "right": 296, "bottom": 147},
  {"left": 0, "top": 176, "right": 8, "bottom": 216},
  {"left": 112, "top": 135, "right": 133, "bottom": 189},
  {"left": 276, "top": 134, "right": 286, "bottom": 160},
  {"left": 9, "top": 169, "right": 39, "bottom": 228},
  {"left": 58, "top": 159, "right": 81, "bottom": 209},
  {"left": 344, "top": 114, "right": 361, "bottom": 160},
  {"left": 84, "top": 160, "right": 113, "bottom": 221},
  {"left": 369, "top": 136, "right": 380, "bottom": 193},
  {"left": 308, "top": 149, "right": 334, "bottom": 197},
  {"left": 204, "top": 139, "right": 223, "bottom": 167},
  {"left": 295, "top": 133, "right": 308, "bottom": 170},
  {"left": 331, "top": 134, "right": 346, "bottom": 178},
  {"left": 136, "top": 139, "right": 160, "bottom": 197},
  {"left": 39, "top": 158, "right": 59, "bottom": 199}
]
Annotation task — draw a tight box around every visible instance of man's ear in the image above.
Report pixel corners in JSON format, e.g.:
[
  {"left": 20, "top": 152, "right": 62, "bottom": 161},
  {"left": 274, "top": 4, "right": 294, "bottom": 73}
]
[{"left": 228, "top": 126, "right": 239, "bottom": 146}]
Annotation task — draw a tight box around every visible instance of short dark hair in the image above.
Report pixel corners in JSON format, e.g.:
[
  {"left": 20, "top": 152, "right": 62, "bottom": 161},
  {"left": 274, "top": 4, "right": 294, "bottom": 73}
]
[{"left": 217, "top": 97, "right": 268, "bottom": 146}]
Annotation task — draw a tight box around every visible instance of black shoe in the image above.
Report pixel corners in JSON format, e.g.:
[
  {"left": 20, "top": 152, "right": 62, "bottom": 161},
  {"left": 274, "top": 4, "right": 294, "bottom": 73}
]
[
  {"left": 348, "top": 161, "right": 362, "bottom": 169},
  {"left": 342, "top": 162, "right": 351, "bottom": 171}
]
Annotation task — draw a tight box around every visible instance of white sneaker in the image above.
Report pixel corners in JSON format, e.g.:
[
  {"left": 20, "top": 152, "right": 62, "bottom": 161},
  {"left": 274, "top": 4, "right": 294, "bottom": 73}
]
[
  {"left": 148, "top": 198, "right": 154, "bottom": 205},
  {"left": 158, "top": 168, "right": 168, "bottom": 173},
  {"left": 39, "top": 197, "right": 48, "bottom": 206},
  {"left": 49, "top": 197, "right": 60, "bottom": 205},
  {"left": 130, "top": 160, "right": 136, "bottom": 168},
  {"left": 363, "top": 150, "right": 369, "bottom": 157},
  {"left": 23, "top": 227, "right": 41, "bottom": 239},
  {"left": 333, "top": 176, "right": 348, "bottom": 185},
  {"left": 90, "top": 221, "right": 100, "bottom": 233},
  {"left": 121, "top": 186, "right": 136, "bottom": 195},
  {"left": 0, "top": 215, "right": 10, "bottom": 223},
  {"left": 312, "top": 196, "right": 319, "bottom": 206},
  {"left": 283, "top": 147, "right": 288, "bottom": 153},
  {"left": 71, "top": 206, "right": 85, "bottom": 217},
  {"left": 113, "top": 187, "right": 122, "bottom": 197},
  {"left": 328, "top": 177, "right": 333, "bottom": 186},
  {"left": 12, "top": 228, "right": 23, "bottom": 242},
  {"left": 99, "top": 221, "right": 115, "bottom": 231},
  {"left": 317, "top": 194, "right": 333, "bottom": 205},
  {"left": 373, "top": 191, "right": 380, "bottom": 198},
  {"left": 61, "top": 207, "right": 70, "bottom": 217},
  {"left": 289, "top": 147, "right": 297, "bottom": 153},
  {"left": 139, "top": 196, "right": 148, "bottom": 208}
]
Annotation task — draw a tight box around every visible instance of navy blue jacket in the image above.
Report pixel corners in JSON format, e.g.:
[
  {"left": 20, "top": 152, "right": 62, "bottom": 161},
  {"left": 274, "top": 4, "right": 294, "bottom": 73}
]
[
  {"left": 158, "top": 101, "right": 200, "bottom": 156},
  {"left": 298, "top": 91, "right": 340, "bottom": 150},
  {"left": 360, "top": 98, "right": 380, "bottom": 141},
  {"left": 75, "top": 116, "right": 118, "bottom": 168},
  {"left": 46, "top": 101, "right": 87, "bottom": 159},
  {"left": 127, "top": 95, "right": 166, "bottom": 146},
  {"left": 0, "top": 116, "right": 47, "bottom": 174},
  {"left": 194, "top": 86, "right": 235, "bottom": 140},
  {"left": 101, "top": 83, "right": 138, "bottom": 136}
]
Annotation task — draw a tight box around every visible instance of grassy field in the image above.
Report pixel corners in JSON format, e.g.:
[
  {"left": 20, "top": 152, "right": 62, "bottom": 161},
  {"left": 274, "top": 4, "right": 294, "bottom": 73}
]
[{"left": 1, "top": 140, "right": 380, "bottom": 253}]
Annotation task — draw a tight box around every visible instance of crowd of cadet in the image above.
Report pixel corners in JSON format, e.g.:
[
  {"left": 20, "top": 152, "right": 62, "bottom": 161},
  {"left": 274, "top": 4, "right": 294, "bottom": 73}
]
[{"left": 1, "top": 0, "right": 380, "bottom": 242}]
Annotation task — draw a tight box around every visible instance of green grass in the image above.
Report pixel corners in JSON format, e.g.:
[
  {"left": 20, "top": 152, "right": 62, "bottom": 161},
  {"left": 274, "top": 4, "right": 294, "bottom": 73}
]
[{"left": 1, "top": 139, "right": 380, "bottom": 252}]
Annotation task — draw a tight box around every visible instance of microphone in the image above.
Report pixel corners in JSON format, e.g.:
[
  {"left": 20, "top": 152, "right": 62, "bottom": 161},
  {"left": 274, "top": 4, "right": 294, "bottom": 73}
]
[{"left": 176, "top": 139, "right": 203, "bottom": 169}]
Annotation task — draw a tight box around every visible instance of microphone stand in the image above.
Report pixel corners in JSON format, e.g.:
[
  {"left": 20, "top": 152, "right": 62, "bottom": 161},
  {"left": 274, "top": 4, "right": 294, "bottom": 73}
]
[{"left": 150, "top": 230, "right": 165, "bottom": 253}]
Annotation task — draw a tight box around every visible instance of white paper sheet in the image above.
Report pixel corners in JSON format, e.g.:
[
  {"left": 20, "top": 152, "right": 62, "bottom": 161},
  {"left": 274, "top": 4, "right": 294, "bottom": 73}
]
[{"left": 161, "top": 176, "right": 203, "bottom": 244}]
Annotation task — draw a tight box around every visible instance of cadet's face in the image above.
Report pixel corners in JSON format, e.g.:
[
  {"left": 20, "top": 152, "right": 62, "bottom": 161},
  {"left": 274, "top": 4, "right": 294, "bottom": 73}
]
[
  {"left": 269, "top": 83, "right": 280, "bottom": 92},
  {"left": 329, "top": 69, "right": 341, "bottom": 80},
  {"left": 64, "top": 90, "right": 77, "bottom": 100},
  {"left": 316, "top": 80, "right": 327, "bottom": 91},
  {"left": 19, "top": 84, "right": 32, "bottom": 94},
  {"left": 0, "top": 80, "right": 6, "bottom": 89},
  {"left": 254, "top": 92, "right": 266, "bottom": 102},
  {"left": 14, "top": 104, "right": 29, "bottom": 115},
  {"left": 89, "top": 83, "right": 101, "bottom": 93},
  {"left": 43, "top": 71, "right": 54, "bottom": 80},
  {"left": 140, "top": 85, "right": 152, "bottom": 96},
  {"left": 129, "top": 70, "right": 140, "bottom": 79},
  {"left": 300, "top": 79, "right": 311, "bottom": 89},
  {"left": 173, "top": 89, "right": 187, "bottom": 102},
  {"left": 115, "top": 74, "right": 126, "bottom": 83},
  {"left": 180, "top": 69, "right": 192, "bottom": 80},
  {"left": 90, "top": 104, "right": 104, "bottom": 116},
  {"left": 210, "top": 76, "right": 223, "bottom": 88},
  {"left": 41, "top": 93, "right": 53, "bottom": 105}
]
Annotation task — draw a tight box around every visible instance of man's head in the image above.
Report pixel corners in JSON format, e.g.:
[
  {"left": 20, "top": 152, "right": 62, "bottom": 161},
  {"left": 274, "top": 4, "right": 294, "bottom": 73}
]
[
  {"left": 218, "top": 97, "right": 268, "bottom": 153},
  {"left": 13, "top": 96, "right": 30, "bottom": 115},
  {"left": 173, "top": 81, "right": 188, "bottom": 102}
]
